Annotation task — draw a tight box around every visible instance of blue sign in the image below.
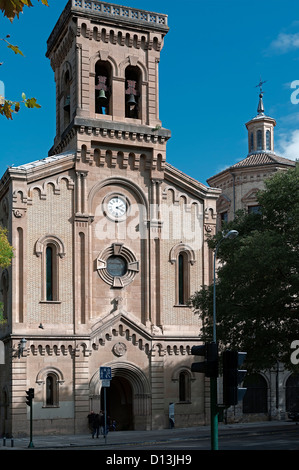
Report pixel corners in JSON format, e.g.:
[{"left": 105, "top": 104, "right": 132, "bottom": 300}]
[{"left": 100, "top": 366, "right": 112, "bottom": 380}]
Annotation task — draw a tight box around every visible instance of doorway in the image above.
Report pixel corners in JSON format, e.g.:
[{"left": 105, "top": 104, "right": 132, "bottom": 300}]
[{"left": 101, "top": 376, "right": 133, "bottom": 431}]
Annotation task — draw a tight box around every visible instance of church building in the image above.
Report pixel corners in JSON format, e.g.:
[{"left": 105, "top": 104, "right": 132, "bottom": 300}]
[
  {"left": 0, "top": 0, "right": 219, "bottom": 436},
  {"left": 207, "top": 88, "right": 296, "bottom": 422},
  {"left": 207, "top": 88, "right": 295, "bottom": 228}
]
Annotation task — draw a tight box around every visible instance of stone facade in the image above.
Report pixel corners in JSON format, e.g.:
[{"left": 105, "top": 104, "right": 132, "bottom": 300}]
[{"left": 0, "top": 0, "right": 220, "bottom": 437}]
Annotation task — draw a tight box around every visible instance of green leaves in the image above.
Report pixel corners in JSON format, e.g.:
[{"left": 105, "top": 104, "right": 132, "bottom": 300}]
[
  {"left": 1, "top": 34, "right": 24, "bottom": 57},
  {"left": 0, "top": 94, "right": 41, "bottom": 119},
  {"left": 24, "top": 96, "right": 40, "bottom": 108},
  {"left": 188, "top": 166, "right": 299, "bottom": 372},
  {"left": 0, "top": 227, "right": 14, "bottom": 268},
  {"left": 0, "top": 0, "right": 47, "bottom": 119},
  {"left": 7, "top": 43, "right": 24, "bottom": 55}
]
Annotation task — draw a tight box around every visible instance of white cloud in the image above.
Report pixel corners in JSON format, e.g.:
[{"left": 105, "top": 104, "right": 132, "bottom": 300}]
[
  {"left": 270, "top": 32, "right": 299, "bottom": 53},
  {"left": 276, "top": 129, "right": 299, "bottom": 160}
]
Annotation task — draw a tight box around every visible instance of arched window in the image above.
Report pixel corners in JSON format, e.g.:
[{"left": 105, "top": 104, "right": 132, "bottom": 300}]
[
  {"left": 95, "top": 60, "right": 111, "bottom": 115},
  {"left": 46, "top": 246, "right": 54, "bottom": 301},
  {"left": 37, "top": 367, "right": 64, "bottom": 407},
  {"left": 179, "top": 371, "right": 191, "bottom": 402},
  {"left": 46, "top": 374, "right": 54, "bottom": 405},
  {"left": 45, "top": 244, "right": 59, "bottom": 301},
  {"left": 45, "top": 373, "right": 60, "bottom": 406},
  {"left": 178, "top": 252, "right": 189, "bottom": 305},
  {"left": 257, "top": 130, "right": 262, "bottom": 150},
  {"left": 170, "top": 244, "right": 195, "bottom": 306},
  {"left": 35, "top": 235, "right": 65, "bottom": 302},
  {"left": 266, "top": 130, "right": 271, "bottom": 150},
  {"left": 125, "top": 65, "right": 141, "bottom": 119},
  {"left": 243, "top": 373, "right": 268, "bottom": 413}
]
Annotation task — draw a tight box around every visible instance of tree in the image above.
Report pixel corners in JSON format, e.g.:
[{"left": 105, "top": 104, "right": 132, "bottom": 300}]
[
  {"left": 0, "top": 0, "right": 48, "bottom": 119},
  {"left": 0, "top": 0, "right": 48, "bottom": 22},
  {"left": 0, "top": 227, "right": 14, "bottom": 268},
  {"left": 188, "top": 164, "right": 299, "bottom": 372},
  {"left": 0, "top": 227, "right": 14, "bottom": 323}
]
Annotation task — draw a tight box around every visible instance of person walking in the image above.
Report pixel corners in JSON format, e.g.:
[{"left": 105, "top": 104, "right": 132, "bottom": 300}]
[
  {"left": 87, "top": 411, "right": 96, "bottom": 434},
  {"left": 92, "top": 413, "right": 101, "bottom": 438},
  {"left": 100, "top": 411, "right": 105, "bottom": 436}
]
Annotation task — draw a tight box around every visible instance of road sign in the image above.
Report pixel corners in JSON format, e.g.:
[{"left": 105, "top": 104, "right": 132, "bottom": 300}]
[
  {"left": 101, "top": 380, "right": 111, "bottom": 387},
  {"left": 100, "top": 366, "right": 112, "bottom": 380}
]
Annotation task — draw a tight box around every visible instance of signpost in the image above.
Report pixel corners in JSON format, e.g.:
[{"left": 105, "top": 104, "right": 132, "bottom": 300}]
[{"left": 100, "top": 367, "right": 112, "bottom": 444}]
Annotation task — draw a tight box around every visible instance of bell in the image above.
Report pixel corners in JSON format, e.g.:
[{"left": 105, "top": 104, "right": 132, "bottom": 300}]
[
  {"left": 97, "top": 89, "right": 108, "bottom": 106},
  {"left": 127, "top": 93, "right": 137, "bottom": 106}
]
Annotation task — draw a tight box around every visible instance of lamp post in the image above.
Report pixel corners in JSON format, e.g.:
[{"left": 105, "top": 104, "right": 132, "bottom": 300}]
[
  {"left": 211, "top": 229, "right": 238, "bottom": 450},
  {"left": 18, "top": 338, "right": 27, "bottom": 358}
]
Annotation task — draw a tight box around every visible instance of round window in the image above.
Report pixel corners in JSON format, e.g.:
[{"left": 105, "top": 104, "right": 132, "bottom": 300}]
[{"left": 106, "top": 256, "right": 128, "bottom": 277}]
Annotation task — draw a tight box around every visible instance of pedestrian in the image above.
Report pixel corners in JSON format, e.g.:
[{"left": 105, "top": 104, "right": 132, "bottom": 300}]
[
  {"left": 99, "top": 410, "right": 104, "bottom": 434},
  {"left": 111, "top": 419, "right": 116, "bottom": 431},
  {"left": 87, "top": 411, "right": 96, "bottom": 433},
  {"left": 100, "top": 411, "right": 105, "bottom": 436},
  {"left": 92, "top": 413, "right": 101, "bottom": 438}
]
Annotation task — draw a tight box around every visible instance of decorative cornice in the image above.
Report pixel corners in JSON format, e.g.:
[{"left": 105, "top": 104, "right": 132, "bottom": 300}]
[
  {"left": 51, "top": 117, "right": 171, "bottom": 155},
  {"left": 47, "top": 0, "right": 169, "bottom": 56}
]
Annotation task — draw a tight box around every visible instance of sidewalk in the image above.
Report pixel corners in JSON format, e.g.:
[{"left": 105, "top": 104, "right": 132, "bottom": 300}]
[{"left": 0, "top": 420, "right": 295, "bottom": 450}]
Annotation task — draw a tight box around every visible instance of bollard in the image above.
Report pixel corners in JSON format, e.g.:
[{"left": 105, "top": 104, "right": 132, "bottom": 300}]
[
  {"left": 3, "top": 436, "right": 6, "bottom": 446},
  {"left": 11, "top": 438, "right": 14, "bottom": 447}
]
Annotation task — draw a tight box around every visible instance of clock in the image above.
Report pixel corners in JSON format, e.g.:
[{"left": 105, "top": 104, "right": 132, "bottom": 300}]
[{"left": 106, "top": 195, "right": 127, "bottom": 219}]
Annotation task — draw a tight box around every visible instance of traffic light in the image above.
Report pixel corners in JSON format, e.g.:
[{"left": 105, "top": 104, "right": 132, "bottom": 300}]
[
  {"left": 191, "top": 342, "right": 218, "bottom": 378},
  {"left": 25, "top": 388, "right": 34, "bottom": 407},
  {"left": 222, "top": 350, "right": 247, "bottom": 407}
]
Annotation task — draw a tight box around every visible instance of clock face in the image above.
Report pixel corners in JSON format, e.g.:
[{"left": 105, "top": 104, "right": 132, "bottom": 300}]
[{"left": 107, "top": 196, "right": 127, "bottom": 218}]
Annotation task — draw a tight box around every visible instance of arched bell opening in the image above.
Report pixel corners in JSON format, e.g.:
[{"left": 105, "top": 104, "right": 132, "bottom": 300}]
[
  {"left": 125, "top": 65, "right": 141, "bottom": 119},
  {"left": 95, "top": 60, "right": 112, "bottom": 115},
  {"left": 63, "top": 70, "right": 71, "bottom": 128}
]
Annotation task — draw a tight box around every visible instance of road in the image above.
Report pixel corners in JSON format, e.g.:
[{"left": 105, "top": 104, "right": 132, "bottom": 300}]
[
  {"left": 96, "top": 423, "right": 299, "bottom": 451},
  {"left": 2, "top": 422, "right": 298, "bottom": 452}
]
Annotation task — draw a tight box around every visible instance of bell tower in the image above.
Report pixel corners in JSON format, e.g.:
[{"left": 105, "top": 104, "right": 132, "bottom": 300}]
[
  {"left": 245, "top": 81, "right": 276, "bottom": 156},
  {"left": 46, "top": 0, "right": 170, "bottom": 168}
]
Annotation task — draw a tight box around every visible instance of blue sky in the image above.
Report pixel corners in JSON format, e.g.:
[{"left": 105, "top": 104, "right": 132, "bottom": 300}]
[{"left": 0, "top": 0, "right": 299, "bottom": 185}]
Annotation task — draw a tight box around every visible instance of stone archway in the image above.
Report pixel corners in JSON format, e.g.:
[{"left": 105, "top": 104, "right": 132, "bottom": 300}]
[
  {"left": 90, "top": 361, "right": 151, "bottom": 431},
  {"left": 101, "top": 376, "right": 133, "bottom": 430}
]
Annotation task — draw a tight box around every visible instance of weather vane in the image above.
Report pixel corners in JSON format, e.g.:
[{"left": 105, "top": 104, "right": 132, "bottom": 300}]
[{"left": 255, "top": 77, "right": 267, "bottom": 94}]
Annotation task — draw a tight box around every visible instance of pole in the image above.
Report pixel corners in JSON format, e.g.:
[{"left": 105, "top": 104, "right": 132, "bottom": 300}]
[
  {"left": 210, "top": 376, "right": 218, "bottom": 450},
  {"left": 210, "top": 242, "right": 220, "bottom": 450},
  {"left": 28, "top": 401, "right": 34, "bottom": 448},
  {"left": 104, "top": 387, "right": 107, "bottom": 445},
  {"left": 211, "top": 230, "right": 238, "bottom": 450}
]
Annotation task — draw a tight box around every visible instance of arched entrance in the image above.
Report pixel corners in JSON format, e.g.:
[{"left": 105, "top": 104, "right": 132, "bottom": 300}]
[
  {"left": 89, "top": 361, "right": 151, "bottom": 431},
  {"left": 286, "top": 374, "right": 299, "bottom": 412},
  {"left": 101, "top": 376, "right": 133, "bottom": 430}
]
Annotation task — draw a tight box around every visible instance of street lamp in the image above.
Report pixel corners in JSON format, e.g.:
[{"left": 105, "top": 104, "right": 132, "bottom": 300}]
[
  {"left": 211, "top": 229, "right": 238, "bottom": 450},
  {"left": 18, "top": 338, "right": 27, "bottom": 358}
]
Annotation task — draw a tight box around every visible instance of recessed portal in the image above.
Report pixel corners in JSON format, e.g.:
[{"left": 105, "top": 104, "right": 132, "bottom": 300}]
[{"left": 101, "top": 376, "right": 133, "bottom": 431}]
